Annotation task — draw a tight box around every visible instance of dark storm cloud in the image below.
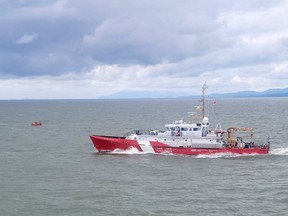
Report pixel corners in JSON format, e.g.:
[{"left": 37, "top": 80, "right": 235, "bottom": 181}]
[
  {"left": 0, "top": 0, "right": 239, "bottom": 76},
  {"left": 81, "top": 1, "right": 229, "bottom": 65},
  {"left": 0, "top": 0, "right": 89, "bottom": 76}
]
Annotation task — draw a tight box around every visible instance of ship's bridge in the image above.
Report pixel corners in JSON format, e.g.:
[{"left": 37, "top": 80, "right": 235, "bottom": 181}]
[{"left": 164, "top": 121, "right": 204, "bottom": 137}]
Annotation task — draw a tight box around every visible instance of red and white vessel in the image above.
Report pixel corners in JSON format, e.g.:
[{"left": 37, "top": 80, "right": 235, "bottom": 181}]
[
  {"left": 32, "top": 121, "right": 42, "bottom": 126},
  {"left": 90, "top": 83, "right": 270, "bottom": 155}
]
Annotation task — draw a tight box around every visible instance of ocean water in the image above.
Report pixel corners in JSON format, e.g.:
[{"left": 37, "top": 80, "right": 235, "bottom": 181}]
[{"left": 0, "top": 98, "right": 288, "bottom": 216}]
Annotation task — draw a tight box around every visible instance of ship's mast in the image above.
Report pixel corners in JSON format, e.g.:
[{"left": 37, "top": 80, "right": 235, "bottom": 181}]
[{"left": 201, "top": 82, "right": 208, "bottom": 119}]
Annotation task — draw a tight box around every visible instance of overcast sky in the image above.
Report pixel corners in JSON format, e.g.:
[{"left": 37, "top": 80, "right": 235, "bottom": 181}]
[{"left": 1, "top": 0, "right": 288, "bottom": 99}]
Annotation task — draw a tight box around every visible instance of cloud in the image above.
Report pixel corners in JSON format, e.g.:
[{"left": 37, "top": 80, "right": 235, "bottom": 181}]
[
  {"left": 2, "top": 0, "right": 76, "bottom": 21},
  {"left": 0, "top": 0, "right": 288, "bottom": 98},
  {"left": 81, "top": 1, "right": 228, "bottom": 65},
  {"left": 14, "top": 33, "right": 39, "bottom": 44},
  {"left": 269, "top": 61, "right": 288, "bottom": 79},
  {"left": 1, "top": 60, "right": 287, "bottom": 99}
]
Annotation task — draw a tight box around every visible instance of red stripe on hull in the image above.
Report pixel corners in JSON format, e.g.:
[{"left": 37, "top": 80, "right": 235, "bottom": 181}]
[{"left": 152, "top": 146, "right": 269, "bottom": 155}]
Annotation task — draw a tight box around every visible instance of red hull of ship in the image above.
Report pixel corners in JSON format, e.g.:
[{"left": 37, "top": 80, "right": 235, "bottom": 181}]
[{"left": 90, "top": 135, "right": 269, "bottom": 155}]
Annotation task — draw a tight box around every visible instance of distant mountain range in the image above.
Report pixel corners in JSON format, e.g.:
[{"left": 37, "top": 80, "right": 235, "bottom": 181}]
[
  {"left": 101, "top": 87, "right": 288, "bottom": 99},
  {"left": 210, "top": 88, "right": 288, "bottom": 98}
]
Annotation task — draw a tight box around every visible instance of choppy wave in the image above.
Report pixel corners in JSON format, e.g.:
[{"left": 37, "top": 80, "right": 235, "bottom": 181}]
[{"left": 269, "top": 148, "right": 288, "bottom": 155}]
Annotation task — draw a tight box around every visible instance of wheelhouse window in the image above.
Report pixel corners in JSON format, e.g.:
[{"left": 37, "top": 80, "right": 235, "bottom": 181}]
[{"left": 166, "top": 127, "right": 176, "bottom": 131}]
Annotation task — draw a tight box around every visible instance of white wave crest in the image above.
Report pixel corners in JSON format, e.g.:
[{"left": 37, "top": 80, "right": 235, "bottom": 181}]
[
  {"left": 195, "top": 152, "right": 265, "bottom": 158},
  {"left": 195, "top": 153, "right": 245, "bottom": 159},
  {"left": 105, "top": 148, "right": 288, "bottom": 157},
  {"left": 269, "top": 148, "right": 288, "bottom": 155},
  {"left": 110, "top": 147, "right": 147, "bottom": 155}
]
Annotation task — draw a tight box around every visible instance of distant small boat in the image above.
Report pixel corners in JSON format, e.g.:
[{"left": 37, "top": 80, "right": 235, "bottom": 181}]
[{"left": 32, "top": 121, "right": 42, "bottom": 126}]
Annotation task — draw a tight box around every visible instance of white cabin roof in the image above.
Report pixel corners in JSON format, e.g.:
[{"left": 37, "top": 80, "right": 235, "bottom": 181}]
[{"left": 165, "top": 123, "right": 202, "bottom": 128}]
